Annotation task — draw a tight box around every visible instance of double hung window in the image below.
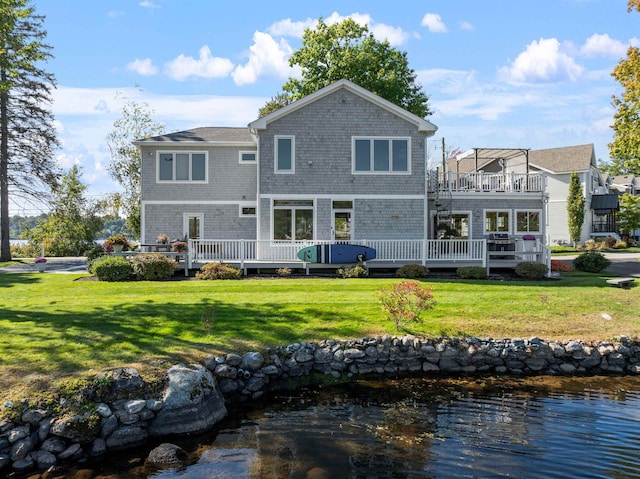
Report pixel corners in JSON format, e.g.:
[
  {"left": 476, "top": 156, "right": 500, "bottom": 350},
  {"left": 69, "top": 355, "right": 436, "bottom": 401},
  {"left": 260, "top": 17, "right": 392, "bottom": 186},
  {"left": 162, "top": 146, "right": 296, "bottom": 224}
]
[{"left": 484, "top": 210, "right": 510, "bottom": 233}]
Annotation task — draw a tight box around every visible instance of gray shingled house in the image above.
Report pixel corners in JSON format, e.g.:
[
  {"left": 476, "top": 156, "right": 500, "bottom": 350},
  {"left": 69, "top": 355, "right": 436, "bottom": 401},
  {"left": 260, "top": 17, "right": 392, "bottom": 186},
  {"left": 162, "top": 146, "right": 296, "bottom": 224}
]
[{"left": 135, "top": 79, "right": 549, "bottom": 273}]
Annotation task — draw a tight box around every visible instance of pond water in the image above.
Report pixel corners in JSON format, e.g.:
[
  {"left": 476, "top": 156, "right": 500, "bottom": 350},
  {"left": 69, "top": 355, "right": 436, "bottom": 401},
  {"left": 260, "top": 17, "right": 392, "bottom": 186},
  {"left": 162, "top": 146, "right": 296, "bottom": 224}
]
[{"left": 59, "top": 376, "right": 640, "bottom": 479}]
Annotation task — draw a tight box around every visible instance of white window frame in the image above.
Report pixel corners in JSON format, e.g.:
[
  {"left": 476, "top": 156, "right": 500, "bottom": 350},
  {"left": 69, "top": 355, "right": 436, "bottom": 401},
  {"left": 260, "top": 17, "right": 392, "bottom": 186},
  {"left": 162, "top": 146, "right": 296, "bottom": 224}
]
[
  {"left": 239, "top": 204, "right": 257, "bottom": 217},
  {"left": 271, "top": 199, "right": 314, "bottom": 241},
  {"left": 157, "top": 151, "right": 208, "bottom": 183},
  {"left": 484, "top": 209, "right": 511, "bottom": 234},
  {"left": 274, "top": 136, "right": 295, "bottom": 174},
  {"left": 451, "top": 211, "right": 472, "bottom": 239},
  {"left": 351, "top": 136, "right": 411, "bottom": 175},
  {"left": 183, "top": 213, "right": 204, "bottom": 240},
  {"left": 515, "top": 209, "right": 542, "bottom": 234},
  {"left": 239, "top": 150, "right": 257, "bottom": 164}
]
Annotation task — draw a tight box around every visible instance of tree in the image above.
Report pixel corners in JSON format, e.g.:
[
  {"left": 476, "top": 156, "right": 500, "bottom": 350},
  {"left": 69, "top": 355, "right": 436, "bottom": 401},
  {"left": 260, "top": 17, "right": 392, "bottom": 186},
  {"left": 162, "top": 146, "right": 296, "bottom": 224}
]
[
  {"left": 106, "top": 99, "right": 164, "bottom": 237},
  {"left": 23, "top": 165, "right": 102, "bottom": 256},
  {"left": 608, "top": 2, "right": 640, "bottom": 175},
  {"left": 0, "top": 0, "right": 59, "bottom": 261},
  {"left": 261, "top": 18, "right": 431, "bottom": 118},
  {"left": 567, "top": 172, "right": 586, "bottom": 246},
  {"left": 616, "top": 193, "right": 640, "bottom": 241}
]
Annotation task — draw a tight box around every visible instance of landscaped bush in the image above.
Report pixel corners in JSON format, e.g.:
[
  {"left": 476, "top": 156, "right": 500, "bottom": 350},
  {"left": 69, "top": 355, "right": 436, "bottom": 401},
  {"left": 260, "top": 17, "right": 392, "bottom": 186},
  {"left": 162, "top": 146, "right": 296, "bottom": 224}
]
[
  {"left": 550, "top": 259, "right": 572, "bottom": 272},
  {"left": 92, "top": 256, "right": 133, "bottom": 282},
  {"left": 196, "top": 262, "right": 242, "bottom": 280},
  {"left": 131, "top": 253, "right": 177, "bottom": 280},
  {"left": 603, "top": 236, "right": 617, "bottom": 249},
  {"left": 395, "top": 264, "right": 429, "bottom": 279},
  {"left": 379, "top": 280, "right": 436, "bottom": 331},
  {"left": 456, "top": 266, "right": 487, "bottom": 279},
  {"left": 514, "top": 262, "right": 548, "bottom": 280},
  {"left": 573, "top": 251, "right": 611, "bottom": 273},
  {"left": 337, "top": 264, "right": 368, "bottom": 278},
  {"left": 614, "top": 241, "right": 628, "bottom": 249},
  {"left": 10, "top": 241, "right": 41, "bottom": 258},
  {"left": 85, "top": 243, "right": 106, "bottom": 262}
]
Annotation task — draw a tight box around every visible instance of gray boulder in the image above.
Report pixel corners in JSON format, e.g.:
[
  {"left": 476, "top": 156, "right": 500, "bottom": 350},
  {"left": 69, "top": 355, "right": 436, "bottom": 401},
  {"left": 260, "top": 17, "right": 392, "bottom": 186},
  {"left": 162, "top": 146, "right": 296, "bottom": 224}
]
[
  {"left": 148, "top": 364, "right": 227, "bottom": 436},
  {"left": 146, "top": 443, "right": 187, "bottom": 466}
]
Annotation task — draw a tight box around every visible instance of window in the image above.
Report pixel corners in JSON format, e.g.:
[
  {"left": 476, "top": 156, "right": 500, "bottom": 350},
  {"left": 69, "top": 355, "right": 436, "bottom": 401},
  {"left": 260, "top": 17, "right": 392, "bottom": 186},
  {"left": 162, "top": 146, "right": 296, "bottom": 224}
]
[
  {"left": 158, "top": 152, "right": 207, "bottom": 182},
  {"left": 239, "top": 151, "right": 256, "bottom": 163},
  {"left": 240, "top": 206, "right": 256, "bottom": 217},
  {"left": 516, "top": 210, "right": 541, "bottom": 233},
  {"left": 484, "top": 210, "right": 510, "bottom": 233},
  {"left": 451, "top": 213, "right": 471, "bottom": 238},
  {"left": 273, "top": 200, "right": 313, "bottom": 240},
  {"left": 275, "top": 136, "right": 294, "bottom": 173},
  {"left": 352, "top": 137, "right": 410, "bottom": 173}
]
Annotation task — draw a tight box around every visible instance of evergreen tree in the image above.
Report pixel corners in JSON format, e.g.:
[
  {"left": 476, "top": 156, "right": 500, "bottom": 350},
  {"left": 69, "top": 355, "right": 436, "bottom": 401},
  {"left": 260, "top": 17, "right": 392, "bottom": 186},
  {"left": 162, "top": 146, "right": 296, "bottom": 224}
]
[
  {"left": 567, "top": 172, "right": 586, "bottom": 246},
  {"left": 0, "top": 0, "right": 59, "bottom": 261}
]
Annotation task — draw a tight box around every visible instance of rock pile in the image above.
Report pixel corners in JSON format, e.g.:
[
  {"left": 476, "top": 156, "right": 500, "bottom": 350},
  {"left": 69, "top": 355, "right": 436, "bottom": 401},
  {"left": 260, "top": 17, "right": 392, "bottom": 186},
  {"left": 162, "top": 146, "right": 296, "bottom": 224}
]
[{"left": 2, "top": 335, "right": 639, "bottom": 475}]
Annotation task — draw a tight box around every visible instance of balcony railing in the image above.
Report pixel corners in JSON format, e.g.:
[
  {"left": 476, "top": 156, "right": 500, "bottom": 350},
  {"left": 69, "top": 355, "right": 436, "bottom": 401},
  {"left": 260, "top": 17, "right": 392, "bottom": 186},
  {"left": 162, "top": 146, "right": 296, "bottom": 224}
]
[{"left": 428, "top": 171, "right": 545, "bottom": 193}]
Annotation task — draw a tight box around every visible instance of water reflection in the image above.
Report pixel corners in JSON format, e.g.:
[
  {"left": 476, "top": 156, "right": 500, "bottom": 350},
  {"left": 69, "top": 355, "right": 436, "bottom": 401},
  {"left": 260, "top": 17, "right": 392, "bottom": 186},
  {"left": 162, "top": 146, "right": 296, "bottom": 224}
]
[{"left": 65, "top": 376, "right": 640, "bottom": 478}]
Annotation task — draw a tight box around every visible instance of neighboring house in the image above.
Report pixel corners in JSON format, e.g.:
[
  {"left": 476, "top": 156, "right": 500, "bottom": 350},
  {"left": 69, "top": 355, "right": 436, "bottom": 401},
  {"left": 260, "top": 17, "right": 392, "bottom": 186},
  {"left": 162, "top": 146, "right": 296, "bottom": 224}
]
[
  {"left": 451, "top": 144, "right": 615, "bottom": 245},
  {"left": 135, "top": 79, "right": 548, "bottom": 272}
]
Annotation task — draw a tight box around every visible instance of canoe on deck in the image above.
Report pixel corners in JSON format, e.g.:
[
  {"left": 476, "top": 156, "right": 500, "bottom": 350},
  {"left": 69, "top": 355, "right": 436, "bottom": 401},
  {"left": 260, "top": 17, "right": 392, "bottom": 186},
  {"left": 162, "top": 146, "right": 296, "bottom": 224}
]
[{"left": 297, "top": 244, "right": 377, "bottom": 264}]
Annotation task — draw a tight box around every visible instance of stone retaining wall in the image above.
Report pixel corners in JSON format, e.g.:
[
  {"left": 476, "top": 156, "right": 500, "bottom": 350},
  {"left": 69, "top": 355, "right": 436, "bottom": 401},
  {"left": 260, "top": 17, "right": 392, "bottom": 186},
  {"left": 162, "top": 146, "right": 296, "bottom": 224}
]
[{"left": 2, "top": 335, "right": 640, "bottom": 475}]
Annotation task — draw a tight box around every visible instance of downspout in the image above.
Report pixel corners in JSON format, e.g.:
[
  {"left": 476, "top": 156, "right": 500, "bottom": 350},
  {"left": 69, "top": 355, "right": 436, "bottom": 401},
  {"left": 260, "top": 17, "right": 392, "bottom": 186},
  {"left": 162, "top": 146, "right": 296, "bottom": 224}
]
[{"left": 249, "top": 128, "right": 260, "bottom": 242}]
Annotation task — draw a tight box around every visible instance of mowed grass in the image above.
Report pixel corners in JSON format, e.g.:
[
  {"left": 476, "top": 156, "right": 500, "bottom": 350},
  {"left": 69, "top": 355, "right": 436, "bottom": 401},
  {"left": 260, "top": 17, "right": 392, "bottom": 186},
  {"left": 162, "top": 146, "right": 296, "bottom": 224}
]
[{"left": 1, "top": 271, "right": 638, "bottom": 401}]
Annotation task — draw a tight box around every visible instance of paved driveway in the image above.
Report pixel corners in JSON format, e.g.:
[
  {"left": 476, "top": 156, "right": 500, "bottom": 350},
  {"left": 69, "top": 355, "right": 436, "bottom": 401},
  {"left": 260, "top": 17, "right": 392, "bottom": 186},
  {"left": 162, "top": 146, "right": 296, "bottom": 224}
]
[{"left": 556, "top": 253, "right": 640, "bottom": 278}]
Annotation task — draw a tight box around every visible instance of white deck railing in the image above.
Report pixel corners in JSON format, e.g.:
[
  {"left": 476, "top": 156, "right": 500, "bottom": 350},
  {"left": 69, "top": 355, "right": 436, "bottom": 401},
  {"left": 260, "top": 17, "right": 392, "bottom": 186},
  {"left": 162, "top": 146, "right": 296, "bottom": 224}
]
[
  {"left": 189, "top": 239, "right": 487, "bottom": 266},
  {"left": 429, "top": 171, "right": 545, "bottom": 193}
]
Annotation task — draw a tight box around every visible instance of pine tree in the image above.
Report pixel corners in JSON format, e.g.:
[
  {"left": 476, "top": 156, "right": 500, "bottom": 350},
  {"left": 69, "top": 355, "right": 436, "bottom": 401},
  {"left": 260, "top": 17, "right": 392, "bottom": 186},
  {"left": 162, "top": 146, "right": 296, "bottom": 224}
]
[
  {"left": 0, "top": 0, "right": 59, "bottom": 260},
  {"left": 567, "top": 172, "right": 586, "bottom": 246}
]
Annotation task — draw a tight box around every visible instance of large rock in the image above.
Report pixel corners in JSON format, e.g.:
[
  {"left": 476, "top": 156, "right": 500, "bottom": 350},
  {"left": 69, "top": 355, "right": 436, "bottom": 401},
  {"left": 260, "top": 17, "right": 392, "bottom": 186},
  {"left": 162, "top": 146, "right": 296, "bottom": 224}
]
[
  {"left": 148, "top": 364, "right": 227, "bottom": 436},
  {"left": 146, "top": 443, "right": 187, "bottom": 467}
]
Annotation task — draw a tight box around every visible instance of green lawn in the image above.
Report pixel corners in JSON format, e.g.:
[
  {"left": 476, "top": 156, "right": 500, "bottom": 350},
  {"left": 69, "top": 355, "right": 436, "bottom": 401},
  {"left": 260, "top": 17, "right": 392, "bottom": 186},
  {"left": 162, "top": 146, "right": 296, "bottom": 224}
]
[{"left": 1, "top": 272, "right": 638, "bottom": 401}]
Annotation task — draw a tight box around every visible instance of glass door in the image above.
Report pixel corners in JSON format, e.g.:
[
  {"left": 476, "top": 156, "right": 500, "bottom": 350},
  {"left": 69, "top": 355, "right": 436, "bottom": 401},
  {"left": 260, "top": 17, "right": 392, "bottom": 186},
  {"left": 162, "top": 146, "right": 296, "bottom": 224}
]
[
  {"left": 184, "top": 213, "right": 203, "bottom": 240},
  {"left": 333, "top": 210, "right": 352, "bottom": 242}
]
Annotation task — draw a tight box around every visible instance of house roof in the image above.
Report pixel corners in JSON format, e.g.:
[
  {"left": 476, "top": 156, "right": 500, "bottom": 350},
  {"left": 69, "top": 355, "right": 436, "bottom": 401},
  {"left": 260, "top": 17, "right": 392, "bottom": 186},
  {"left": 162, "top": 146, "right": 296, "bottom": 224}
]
[
  {"left": 610, "top": 174, "right": 636, "bottom": 186},
  {"left": 447, "top": 144, "right": 596, "bottom": 174},
  {"left": 248, "top": 79, "right": 438, "bottom": 135},
  {"left": 133, "top": 127, "right": 255, "bottom": 146},
  {"left": 528, "top": 144, "right": 595, "bottom": 174}
]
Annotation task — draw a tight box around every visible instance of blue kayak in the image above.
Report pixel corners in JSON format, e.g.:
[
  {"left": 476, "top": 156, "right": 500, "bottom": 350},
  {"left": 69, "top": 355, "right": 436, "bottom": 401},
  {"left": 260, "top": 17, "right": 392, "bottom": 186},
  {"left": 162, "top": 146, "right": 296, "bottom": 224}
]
[{"left": 297, "top": 244, "right": 376, "bottom": 263}]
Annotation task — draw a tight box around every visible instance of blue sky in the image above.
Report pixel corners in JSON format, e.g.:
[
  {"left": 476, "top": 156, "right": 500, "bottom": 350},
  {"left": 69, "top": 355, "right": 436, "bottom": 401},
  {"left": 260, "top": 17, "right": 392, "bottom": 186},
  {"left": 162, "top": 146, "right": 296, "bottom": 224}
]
[{"left": 19, "top": 0, "right": 638, "bottom": 214}]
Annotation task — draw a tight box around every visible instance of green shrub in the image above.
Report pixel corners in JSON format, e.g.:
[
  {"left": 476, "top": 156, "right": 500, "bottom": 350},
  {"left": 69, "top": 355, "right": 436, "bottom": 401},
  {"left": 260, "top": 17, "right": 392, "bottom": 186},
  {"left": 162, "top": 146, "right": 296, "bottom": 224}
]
[
  {"left": 196, "top": 262, "right": 242, "bottom": 280},
  {"left": 131, "top": 253, "right": 177, "bottom": 280},
  {"left": 395, "top": 264, "right": 429, "bottom": 279},
  {"left": 573, "top": 251, "right": 611, "bottom": 273},
  {"left": 456, "top": 266, "right": 487, "bottom": 279},
  {"left": 85, "top": 243, "right": 106, "bottom": 261},
  {"left": 337, "top": 264, "right": 368, "bottom": 278},
  {"left": 92, "top": 256, "right": 133, "bottom": 282},
  {"left": 10, "top": 241, "right": 41, "bottom": 258},
  {"left": 514, "top": 262, "right": 548, "bottom": 279}
]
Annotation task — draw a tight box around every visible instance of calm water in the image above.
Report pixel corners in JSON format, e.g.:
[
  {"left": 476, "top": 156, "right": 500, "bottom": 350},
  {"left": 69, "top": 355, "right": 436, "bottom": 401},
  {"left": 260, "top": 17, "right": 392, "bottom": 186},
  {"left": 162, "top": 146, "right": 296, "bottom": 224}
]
[{"left": 62, "top": 376, "right": 640, "bottom": 479}]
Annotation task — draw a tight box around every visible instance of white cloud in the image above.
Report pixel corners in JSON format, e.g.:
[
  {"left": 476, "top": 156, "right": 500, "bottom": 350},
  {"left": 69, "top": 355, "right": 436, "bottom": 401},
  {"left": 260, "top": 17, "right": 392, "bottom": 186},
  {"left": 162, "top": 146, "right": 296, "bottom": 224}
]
[
  {"left": 421, "top": 13, "right": 447, "bottom": 33},
  {"left": 163, "top": 45, "right": 234, "bottom": 81},
  {"left": 232, "top": 31, "right": 295, "bottom": 85},
  {"left": 126, "top": 58, "right": 158, "bottom": 76},
  {"left": 459, "top": 21, "right": 474, "bottom": 31},
  {"left": 107, "top": 10, "right": 124, "bottom": 19},
  {"left": 268, "top": 13, "right": 409, "bottom": 46},
  {"left": 499, "top": 38, "right": 584, "bottom": 83},
  {"left": 580, "top": 33, "right": 629, "bottom": 58},
  {"left": 268, "top": 18, "right": 316, "bottom": 37},
  {"left": 139, "top": 1, "right": 160, "bottom": 8}
]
